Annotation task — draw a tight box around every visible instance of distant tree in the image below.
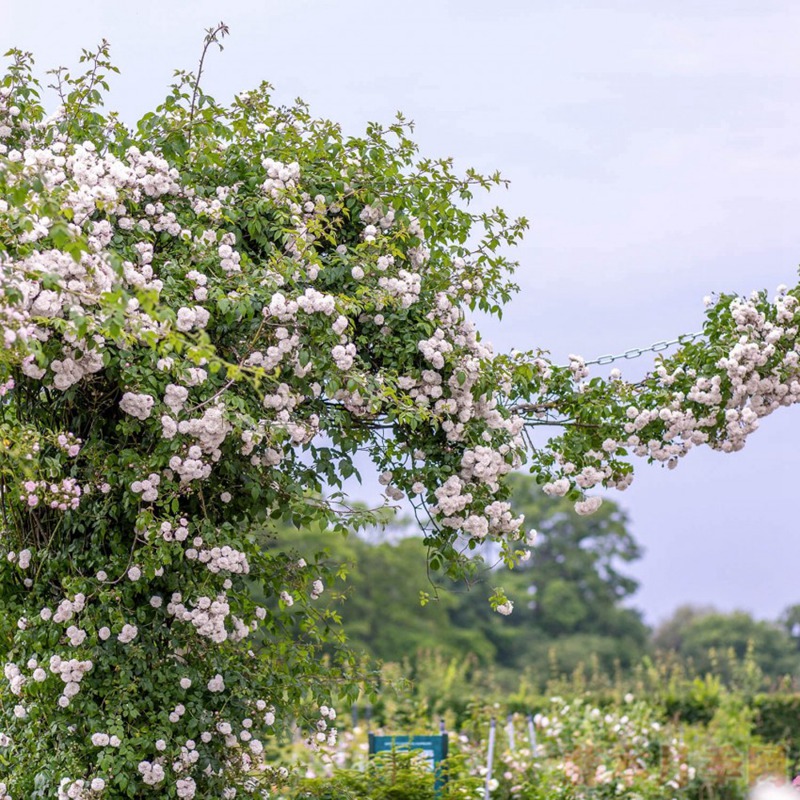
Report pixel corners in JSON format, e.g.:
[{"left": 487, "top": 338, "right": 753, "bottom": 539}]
[
  {"left": 655, "top": 606, "right": 799, "bottom": 682},
  {"left": 279, "top": 474, "right": 651, "bottom": 678},
  {"left": 510, "top": 475, "right": 648, "bottom": 649},
  {"left": 780, "top": 604, "right": 800, "bottom": 650},
  {"left": 264, "top": 520, "right": 500, "bottom": 666},
  {"left": 653, "top": 604, "right": 718, "bottom": 652}
]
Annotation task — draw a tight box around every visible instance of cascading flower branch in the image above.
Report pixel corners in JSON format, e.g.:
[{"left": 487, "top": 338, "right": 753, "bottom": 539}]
[
  {"left": 0, "top": 33, "right": 532, "bottom": 799},
  {"left": 1, "top": 24, "right": 800, "bottom": 799}
]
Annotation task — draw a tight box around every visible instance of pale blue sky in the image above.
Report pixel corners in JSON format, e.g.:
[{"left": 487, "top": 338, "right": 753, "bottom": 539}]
[{"left": 3, "top": 0, "right": 800, "bottom": 625}]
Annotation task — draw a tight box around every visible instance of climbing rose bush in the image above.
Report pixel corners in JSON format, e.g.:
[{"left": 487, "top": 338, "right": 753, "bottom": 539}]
[{"left": 2, "top": 28, "right": 800, "bottom": 798}]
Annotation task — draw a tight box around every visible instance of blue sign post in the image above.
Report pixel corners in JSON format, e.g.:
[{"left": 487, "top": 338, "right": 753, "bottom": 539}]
[{"left": 368, "top": 732, "right": 449, "bottom": 794}]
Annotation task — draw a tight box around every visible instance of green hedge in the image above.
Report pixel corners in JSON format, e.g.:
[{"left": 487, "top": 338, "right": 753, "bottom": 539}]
[{"left": 751, "top": 694, "right": 800, "bottom": 773}]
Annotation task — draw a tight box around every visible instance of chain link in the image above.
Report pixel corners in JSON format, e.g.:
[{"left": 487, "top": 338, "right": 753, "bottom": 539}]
[{"left": 583, "top": 331, "right": 704, "bottom": 367}]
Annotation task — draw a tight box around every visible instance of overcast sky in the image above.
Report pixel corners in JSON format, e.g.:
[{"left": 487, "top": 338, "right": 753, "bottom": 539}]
[{"left": 3, "top": 0, "right": 800, "bottom": 626}]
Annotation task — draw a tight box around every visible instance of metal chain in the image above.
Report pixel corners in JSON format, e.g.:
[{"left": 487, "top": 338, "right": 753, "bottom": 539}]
[{"left": 583, "top": 331, "right": 704, "bottom": 367}]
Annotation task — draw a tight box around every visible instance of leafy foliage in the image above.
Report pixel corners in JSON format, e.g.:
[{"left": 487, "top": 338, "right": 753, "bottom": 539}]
[
  {"left": 2, "top": 21, "right": 800, "bottom": 800},
  {"left": 655, "top": 605, "right": 800, "bottom": 685}
]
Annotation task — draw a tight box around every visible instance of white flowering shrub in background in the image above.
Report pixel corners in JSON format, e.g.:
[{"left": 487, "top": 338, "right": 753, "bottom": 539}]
[{"left": 2, "top": 21, "right": 800, "bottom": 798}]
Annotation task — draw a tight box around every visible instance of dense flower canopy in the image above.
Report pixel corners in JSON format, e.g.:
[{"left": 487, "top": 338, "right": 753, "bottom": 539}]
[{"left": 1, "top": 29, "right": 800, "bottom": 798}]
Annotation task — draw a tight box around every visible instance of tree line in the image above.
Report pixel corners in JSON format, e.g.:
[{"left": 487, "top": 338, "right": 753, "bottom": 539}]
[{"left": 271, "top": 472, "right": 800, "bottom": 689}]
